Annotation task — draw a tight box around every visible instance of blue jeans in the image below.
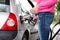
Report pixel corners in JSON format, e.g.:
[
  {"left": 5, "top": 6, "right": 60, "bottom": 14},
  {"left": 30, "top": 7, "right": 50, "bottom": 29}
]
[{"left": 38, "top": 12, "right": 54, "bottom": 40}]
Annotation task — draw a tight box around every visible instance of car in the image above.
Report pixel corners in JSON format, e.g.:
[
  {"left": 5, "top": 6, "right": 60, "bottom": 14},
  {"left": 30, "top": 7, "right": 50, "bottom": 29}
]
[
  {"left": 0, "top": 0, "right": 18, "bottom": 40},
  {"left": 0, "top": 0, "right": 38, "bottom": 40}
]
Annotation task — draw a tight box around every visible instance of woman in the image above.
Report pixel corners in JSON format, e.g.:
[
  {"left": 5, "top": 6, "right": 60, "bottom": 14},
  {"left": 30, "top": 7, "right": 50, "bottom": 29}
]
[{"left": 31, "top": 0, "right": 58, "bottom": 40}]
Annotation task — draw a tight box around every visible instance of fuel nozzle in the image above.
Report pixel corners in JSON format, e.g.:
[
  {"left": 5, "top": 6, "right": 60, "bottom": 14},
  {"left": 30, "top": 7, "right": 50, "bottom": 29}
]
[{"left": 20, "top": 16, "right": 24, "bottom": 24}]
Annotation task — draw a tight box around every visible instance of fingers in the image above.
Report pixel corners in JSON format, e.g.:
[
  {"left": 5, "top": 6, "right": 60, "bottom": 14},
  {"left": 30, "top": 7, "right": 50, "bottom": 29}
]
[
  {"left": 30, "top": 9, "right": 36, "bottom": 14},
  {"left": 30, "top": 21, "right": 36, "bottom": 26},
  {"left": 29, "top": 19, "right": 37, "bottom": 26}
]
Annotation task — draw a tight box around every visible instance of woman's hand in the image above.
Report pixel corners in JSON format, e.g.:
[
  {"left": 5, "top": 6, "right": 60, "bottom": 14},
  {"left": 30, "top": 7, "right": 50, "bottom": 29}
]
[
  {"left": 31, "top": 6, "right": 39, "bottom": 14},
  {"left": 29, "top": 16, "right": 38, "bottom": 26}
]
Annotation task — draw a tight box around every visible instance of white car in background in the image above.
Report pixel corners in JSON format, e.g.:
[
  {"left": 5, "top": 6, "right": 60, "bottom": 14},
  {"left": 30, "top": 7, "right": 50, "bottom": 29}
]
[{"left": 0, "top": 0, "right": 38, "bottom": 40}]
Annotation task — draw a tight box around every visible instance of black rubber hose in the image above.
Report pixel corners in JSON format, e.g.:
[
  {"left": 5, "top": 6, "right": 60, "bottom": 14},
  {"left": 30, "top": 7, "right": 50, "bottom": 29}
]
[{"left": 27, "top": 0, "right": 34, "bottom": 7}]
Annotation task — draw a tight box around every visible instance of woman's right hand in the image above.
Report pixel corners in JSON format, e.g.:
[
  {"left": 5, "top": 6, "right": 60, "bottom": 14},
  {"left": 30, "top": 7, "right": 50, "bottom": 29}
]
[{"left": 30, "top": 6, "right": 39, "bottom": 14}]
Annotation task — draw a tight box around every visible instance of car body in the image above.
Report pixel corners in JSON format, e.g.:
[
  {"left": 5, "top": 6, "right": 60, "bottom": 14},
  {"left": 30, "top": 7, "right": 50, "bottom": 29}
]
[{"left": 0, "top": 0, "right": 38, "bottom": 40}]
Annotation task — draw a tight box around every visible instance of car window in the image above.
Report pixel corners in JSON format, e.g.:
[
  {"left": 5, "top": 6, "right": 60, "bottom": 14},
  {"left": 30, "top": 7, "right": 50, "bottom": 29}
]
[{"left": 0, "top": 0, "right": 10, "bottom": 12}]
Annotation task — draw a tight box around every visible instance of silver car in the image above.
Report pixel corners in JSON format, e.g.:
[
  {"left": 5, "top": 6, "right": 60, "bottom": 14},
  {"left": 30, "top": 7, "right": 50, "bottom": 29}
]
[{"left": 0, "top": 0, "right": 38, "bottom": 40}]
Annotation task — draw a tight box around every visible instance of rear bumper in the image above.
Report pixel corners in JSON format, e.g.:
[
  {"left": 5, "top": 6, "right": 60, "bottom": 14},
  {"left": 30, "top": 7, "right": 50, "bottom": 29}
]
[{"left": 0, "top": 31, "right": 17, "bottom": 40}]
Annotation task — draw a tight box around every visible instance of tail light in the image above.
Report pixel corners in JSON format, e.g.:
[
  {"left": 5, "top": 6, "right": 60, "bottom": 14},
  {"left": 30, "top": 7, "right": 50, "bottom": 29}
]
[{"left": 1, "top": 13, "right": 18, "bottom": 31}]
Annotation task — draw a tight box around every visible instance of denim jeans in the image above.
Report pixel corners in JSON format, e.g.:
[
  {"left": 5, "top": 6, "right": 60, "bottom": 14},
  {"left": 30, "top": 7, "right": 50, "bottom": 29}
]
[{"left": 38, "top": 12, "right": 54, "bottom": 40}]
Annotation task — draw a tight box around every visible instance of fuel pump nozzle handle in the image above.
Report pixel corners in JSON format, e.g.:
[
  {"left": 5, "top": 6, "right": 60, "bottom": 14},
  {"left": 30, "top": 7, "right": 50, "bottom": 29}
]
[{"left": 27, "top": 0, "right": 34, "bottom": 8}]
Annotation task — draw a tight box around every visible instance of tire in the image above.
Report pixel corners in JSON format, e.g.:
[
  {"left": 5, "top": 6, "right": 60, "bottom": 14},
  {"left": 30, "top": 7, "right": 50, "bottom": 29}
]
[{"left": 22, "top": 34, "right": 28, "bottom": 40}]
